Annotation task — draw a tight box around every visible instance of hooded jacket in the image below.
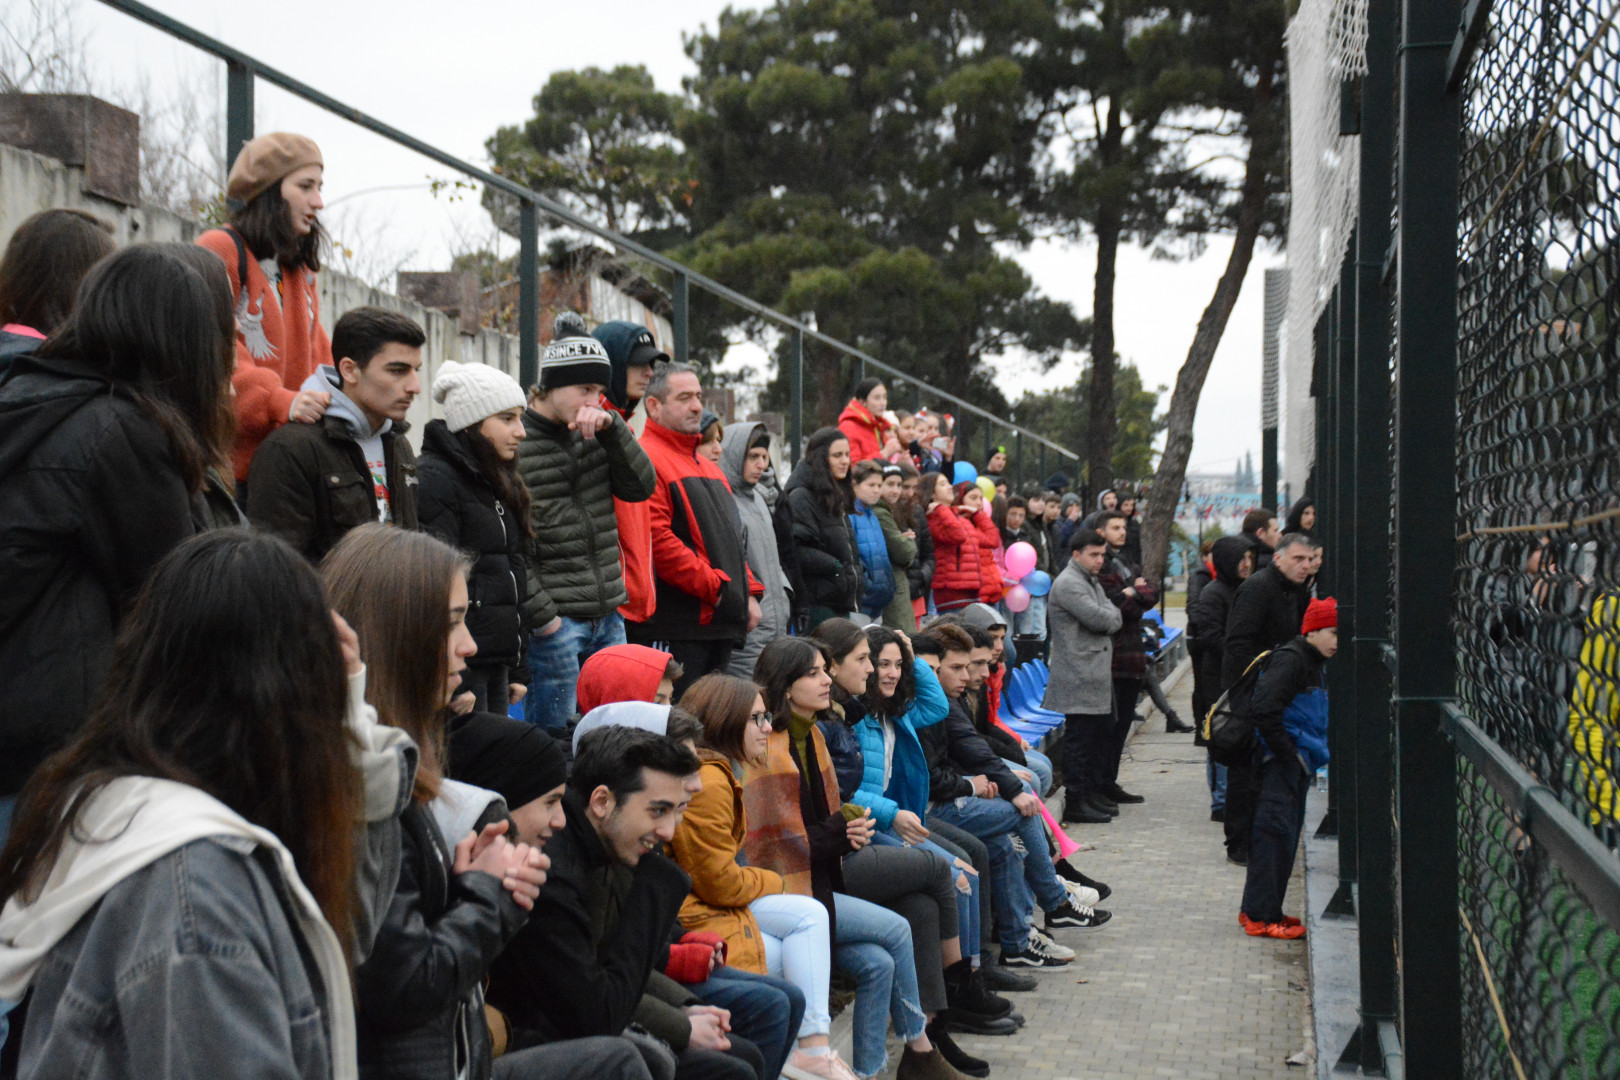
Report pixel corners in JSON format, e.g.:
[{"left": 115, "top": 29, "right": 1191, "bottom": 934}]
[
  {"left": 0, "top": 353, "right": 199, "bottom": 796},
  {"left": 592, "top": 321, "right": 664, "bottom": 622},
  {"left": 575, "top": 645, "right": 672, "bottom": 713},
  {"left": 850, "top": 659, "right": 951, "bottom": 826},
  {"left": 1284, "top": 497, "right": 1316, "bottom": 539},
  {"left": 1188, "top": 535, "right": 1256, "bottom": 702},
  {"left": 516, "top": 405, "right": 655, "bottom": 627},
  {"left": 850, "top": 500, "right": 896, "bottom": 614},
  {"left": 1221, "top": 562, "right": 1308, "bottom": 691},
  {"left": 1043, "top": 557, "right": 1122, "bottom": 715},
  {"left": 781, "top": 458, "right": 862, "bottom": 616},
  {"left": 416, "top": 419, "right": 528, "bottom": 670},
  {"left": 636, "top": 418, "right": 762, "bottom": 641},
  {"left": 720, "top": 422, "right": 793, "bottom": 673},
  {"left": 928, "top": 503, "right": 1004, "bottom": 603},
  {"left": 836, "top": 398, "right": 890, "bottom": 462},
  {"left": 1097, "top": 546, "right": 1158, "bottom": 680},
  {"left": 0, "top": 777, "right": 357, "bottom": 1080},
  {"left": 197, "top": 228, "right": 333, "bottom": 481},
  {"left": 246, "top": 365, "right": 418, "bottom": 562},
  {"left": 669, "top": 749, "right": 785, "bottom": 975}
]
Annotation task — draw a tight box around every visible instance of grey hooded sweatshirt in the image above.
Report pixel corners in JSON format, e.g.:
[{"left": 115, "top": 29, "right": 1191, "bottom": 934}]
[{"left": 720, "top": 422, "right": 792, "bottom": 678}]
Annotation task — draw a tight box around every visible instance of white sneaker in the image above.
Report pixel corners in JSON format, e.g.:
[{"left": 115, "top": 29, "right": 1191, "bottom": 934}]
[
  {"left": 1027, "top": 926, "right": 1075, "bottom": 961},
  {"left": 784, "top": 1049, "right": 860, "bottom": 1080},
  {"left": 1064, "top": 880, "right": 1102, "bottom": 907}
]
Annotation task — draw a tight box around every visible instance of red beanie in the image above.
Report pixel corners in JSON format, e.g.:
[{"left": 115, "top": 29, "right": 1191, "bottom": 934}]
[{"left": 1302, "top": 597, "right": 1338, "bottom": 635}]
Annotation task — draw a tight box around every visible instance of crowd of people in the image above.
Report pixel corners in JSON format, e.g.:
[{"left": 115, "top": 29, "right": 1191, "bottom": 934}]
[{"left": 0, "top": 130, "right": 1339, "bottom": 1080}]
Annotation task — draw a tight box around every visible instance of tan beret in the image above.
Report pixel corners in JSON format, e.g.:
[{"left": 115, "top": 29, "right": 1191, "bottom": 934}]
[{"left": 227, "top": 133, "right": 323, "bottom": 204}]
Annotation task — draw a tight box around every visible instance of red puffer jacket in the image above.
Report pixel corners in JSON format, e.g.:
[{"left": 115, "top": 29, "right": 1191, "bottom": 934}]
[
  {"left": 927, "top": 504, "right": 1006, "bottom": 603},
  {"left": 837, "top": 399, "right": 890, "bottom": 462}
]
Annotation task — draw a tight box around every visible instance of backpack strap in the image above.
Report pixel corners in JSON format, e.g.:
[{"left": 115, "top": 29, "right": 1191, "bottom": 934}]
[{"left": 222, "top": 226, "right": 249, "bottom": 289}]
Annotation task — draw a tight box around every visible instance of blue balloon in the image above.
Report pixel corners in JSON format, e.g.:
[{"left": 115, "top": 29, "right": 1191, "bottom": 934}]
[
  {"left": 952, "top": 461, "right": 978, "bottom": 485},
  {"left": 1022, "top": 569, "right": 1053, "bottom": 597}
]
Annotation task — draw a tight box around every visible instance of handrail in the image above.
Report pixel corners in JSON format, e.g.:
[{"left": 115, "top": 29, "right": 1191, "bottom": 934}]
[{"left": 94, "top": 0, "right": 1079, "bottom": 463}]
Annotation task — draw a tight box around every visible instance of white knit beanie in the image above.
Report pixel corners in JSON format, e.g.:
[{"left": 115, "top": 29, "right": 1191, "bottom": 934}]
[{"left": 432, "top": 360, "right": 526, "bottom": 433}]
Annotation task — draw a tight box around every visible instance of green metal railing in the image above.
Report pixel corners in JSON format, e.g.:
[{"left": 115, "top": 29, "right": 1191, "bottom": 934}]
[{"left": 94, "top": 0, "right": 1079, "bottom": 475}]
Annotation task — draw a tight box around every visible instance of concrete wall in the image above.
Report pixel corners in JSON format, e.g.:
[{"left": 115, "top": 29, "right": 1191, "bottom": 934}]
[{"left": 0, "top": 140, "right": 522, "bottom": 448}]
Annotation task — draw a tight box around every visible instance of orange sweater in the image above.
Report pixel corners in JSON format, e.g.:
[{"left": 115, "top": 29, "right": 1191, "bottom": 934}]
[{"left": 196, "top": 229, "right": 333, "bottom": 480}]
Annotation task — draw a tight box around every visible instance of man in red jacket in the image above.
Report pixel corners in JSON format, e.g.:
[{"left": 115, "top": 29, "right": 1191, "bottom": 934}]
[{"left": 629, "top": 363, "right": 762, "bottom": 697}]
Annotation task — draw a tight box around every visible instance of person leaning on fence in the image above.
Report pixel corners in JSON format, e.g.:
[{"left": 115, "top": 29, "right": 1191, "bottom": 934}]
[
  {"left": 246, "top": 306, "right": 425, "bottom": 562},
  {"left": 0, "top": 208, "right": 116, "bottom": 375},
  {"left": 1238, "top": 597, "right": 1337, "bottom": 941},
  {"left": 0, "top": 244, "right": 236, "bottom": 840},
  {"left": 518, "top": 314, "right": 657, "bottom": 731},
  {"left": 416, "top": 360, "right": 533, "bottom": 714},
  {"left": 197, "top": 132, "right": 334, "bottom": 482}
]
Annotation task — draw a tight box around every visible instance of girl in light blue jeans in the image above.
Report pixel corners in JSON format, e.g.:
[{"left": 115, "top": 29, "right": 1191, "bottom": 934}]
[{"left": 833, "top": 892, "right": 930, "bottom": 1078}]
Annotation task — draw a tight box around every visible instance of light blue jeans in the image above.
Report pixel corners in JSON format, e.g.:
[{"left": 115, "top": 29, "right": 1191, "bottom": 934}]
[
  {"left": 931, "top": 787, "right": 1069, "bottom": 951},
  {"left": 1011, "top": 750, "right": 1054, "bottom": 798},
  {"left": 1012, "top": 594, "right": 1048, "bottom": 639},
  {"left": 834, "top": 892, "right": 927, "bottom": 1078},
  {"left": 873, "top": 830, "right": 981, "bottom": 960},
  {"left": 525, "top": 612, "right": 625, "bottom": 732},
  {"left": 1207, "top": 754, "right": 1229, "bottom": 813},
  {"left": 751, "top": 892, "right": 834, "bottom": 1039}
]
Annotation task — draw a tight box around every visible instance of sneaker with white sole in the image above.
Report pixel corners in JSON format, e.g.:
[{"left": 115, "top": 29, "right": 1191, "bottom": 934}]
[
  {"left": 1063, "top": 880, "right": 1101, "bottom": 907},
  {"left": 998, "top": 941, "right": 1069, "bottom": 968},
  {"left": 1027, "top": 926, "right": 1075, "bottom": 961},
  {"left": 1045, "top": 899, "right": 1113, "bottom": 932}
]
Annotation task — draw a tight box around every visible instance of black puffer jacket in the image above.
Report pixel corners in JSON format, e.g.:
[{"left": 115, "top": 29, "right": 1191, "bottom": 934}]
[
  {"left": 355, "top": 799, "right": 526, "bottom": 1080},
  {"left": 1220, "top": 562, "right": 1308, "bottom": 691},
  {"left": 780, "top": 460, "right": 861, "bottom": 615},
  {"left": 417, "top": 420, "right": 528, "bottom": 669},
  {"left": 908, "top": 504, "right": 936, "bottom": 602},
  {"left": 1187, "top": 535, "right": 1255, "bottom": 739},
  {"left": 516, "top": 407, "right": 656, "bottom": 627},
  {"left": 0, "top": 353, "right": 198, "bottom": 796}
]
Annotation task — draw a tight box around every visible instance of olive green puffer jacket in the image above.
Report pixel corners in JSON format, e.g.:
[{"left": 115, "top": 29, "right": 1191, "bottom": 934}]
[{"left": 518, "top": 407, "right": 656, "bottom": 626}]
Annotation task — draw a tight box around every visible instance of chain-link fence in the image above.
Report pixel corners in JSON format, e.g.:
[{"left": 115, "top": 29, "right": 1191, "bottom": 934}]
[{"left": 1299, "top": 0, "right": 1620, "bottom": 1074}]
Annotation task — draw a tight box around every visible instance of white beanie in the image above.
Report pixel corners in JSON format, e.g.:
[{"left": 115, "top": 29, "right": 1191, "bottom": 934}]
[{"left": 432, "top": 360, "right": 526, "bottom": 433}]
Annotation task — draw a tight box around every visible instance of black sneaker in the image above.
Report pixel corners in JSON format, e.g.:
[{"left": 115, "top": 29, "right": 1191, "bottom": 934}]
[
  {"left": 1088, "top": 795, "right": 1120, "bottom": 816},
  {"left": 1054, "top": 861, "right": 1113, "bottom": 902},
  {"left": 980, "top": 963, "right": 1038, "bottom": 992},
  {"left": 944, "top": 962, "right": 1012, "bottom": 1018},
  {"left": 1211, "top": 808, "right": 1226, "bottom": 823},
  {"left": 941, "top": 1011, "right": 1021, "bottom": 1036},
  {"left": 1166, "top": 715, "right": 1195, "bottom": 733},
  {"left": 998, "top": 943, "right": 1066, "bottom": 968},
  {"left": 1103, "top": 784, "right": 1145, "bottom": 804},
  {"left": 926, "top": 1021, "right": 990, "bottom": 1078},
  {"left": 1046, "top": 900, "right": 1113, "bottom": 931},
  {"left": 1227, "top": 846, "right": 1248, "bottom": 866}
]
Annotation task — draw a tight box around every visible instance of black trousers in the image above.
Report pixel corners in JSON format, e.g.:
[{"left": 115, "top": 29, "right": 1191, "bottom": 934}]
[
  {"left": 1224, "top": 759, "right": 1261, "bottom": 855},
  {"left": 1240, "top": 756, "right": 1309, "bottom": 923},
  {"left": 1104, "top": 677, "right": 1141, "bottom": 786},
  {"left": 1062, "top": 711, "right": 1114, "bottom": 805}
]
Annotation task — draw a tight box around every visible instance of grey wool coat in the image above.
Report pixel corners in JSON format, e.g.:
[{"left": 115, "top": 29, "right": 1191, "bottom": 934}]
[{"left": 1043, "top": 557, "right": 1124, "bottom": 714}]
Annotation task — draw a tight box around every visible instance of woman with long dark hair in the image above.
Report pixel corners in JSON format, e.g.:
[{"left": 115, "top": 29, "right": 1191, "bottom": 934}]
[
  {"left": 0, "top": 243, "right": 235, "bottom": 834},
  {"left": 781, "top": 426, "right": 861, "bottom": 630},
  {"left": 418, "top": 360, "right": 533, "bottom": 713},
  {"left": 0, "top": 208, "right": 116, "bottom": 371},
  {"left": 0, "top": 530, "right": 363, "bottom": 1079},
  {"left": 324, "top": 525, "right": 556, "bottom": 1080},
  {"left": 746, "top": 639, "right": 970, "bottom": 1080},
  {"left": 197, "top": 132, "right": 334, "bottom": 482}
]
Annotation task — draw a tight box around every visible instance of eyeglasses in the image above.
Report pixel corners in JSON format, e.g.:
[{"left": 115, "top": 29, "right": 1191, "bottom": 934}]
[{"left": 749, "top": 711, "right": 774, "bottom": 730}]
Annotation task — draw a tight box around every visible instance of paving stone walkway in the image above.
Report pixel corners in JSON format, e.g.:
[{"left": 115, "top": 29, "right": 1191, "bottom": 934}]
[{"left": 949, "top": 666, "right": 1312, "bottom": 1080}]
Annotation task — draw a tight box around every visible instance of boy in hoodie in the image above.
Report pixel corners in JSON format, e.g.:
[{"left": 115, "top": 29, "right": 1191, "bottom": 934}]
[
  {"left": 247, "top": 306, "right": 424, "bottom": 562},
  {"left": 1186, "top": 535, "right": 1257, "bottom": 823},
  {"left": 1239, "top": 598, "right": 1336, "bottom": 940},
  {"left": 577, "top": 644, "right": 683, "bottom": 713},
  {"left": 593, "top": 320, "right": 668, "bottom": 625},
  {"left": 519, "top": 314, "right": 658, "bottom": 732},
  {"left": 720, "top": 423, "right": 794, "bottom": 678}
]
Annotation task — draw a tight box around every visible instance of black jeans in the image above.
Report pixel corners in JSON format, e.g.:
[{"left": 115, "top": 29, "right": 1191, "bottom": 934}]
[
  {"left": 1061, "top": 711, "right": 1113, "bottom": 806},
  {"left": 1104, "top": 677, "right": 1141, "bottom": 786},
  {"left": 1224, "top": 759, "right": 1261, "bottom": 855},
  {"left": 462, "top": 664, "right": 510, "bottom": 713},
  {"left": 1240, "top": 756, "right": 1310, "bottom": 923}
]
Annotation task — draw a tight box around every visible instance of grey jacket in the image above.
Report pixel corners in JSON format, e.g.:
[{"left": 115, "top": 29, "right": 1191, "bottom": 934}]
[
  {"left": 1043, "top": 558, "right": 1123, "bottom": 715},
  {"left": 720, "top": 422, "right": 792, "bottom": 678},
  {"left": 13, "top": 837, "right": 337, "bottom": 1080}
]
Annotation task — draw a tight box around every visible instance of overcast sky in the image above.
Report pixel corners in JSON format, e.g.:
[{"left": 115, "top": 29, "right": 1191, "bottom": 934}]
[{"left": 47, "top": 0, "right": 1280, "bottom": 476}]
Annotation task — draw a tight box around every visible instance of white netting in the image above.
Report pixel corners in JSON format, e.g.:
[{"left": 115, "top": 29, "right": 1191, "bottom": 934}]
[{"left": 1281, "top": 0, "right": 1369, "bottom": 469}]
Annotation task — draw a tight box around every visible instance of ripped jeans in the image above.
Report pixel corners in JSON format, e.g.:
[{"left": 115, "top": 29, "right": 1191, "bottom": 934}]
[{"left": 834, "top": 892, "right": 928, "bottom": 1078}]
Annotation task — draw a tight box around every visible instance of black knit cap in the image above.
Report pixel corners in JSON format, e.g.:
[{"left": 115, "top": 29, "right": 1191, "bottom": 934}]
[{"left": 447, "top": 712, "right": 569, "bottom": 808}]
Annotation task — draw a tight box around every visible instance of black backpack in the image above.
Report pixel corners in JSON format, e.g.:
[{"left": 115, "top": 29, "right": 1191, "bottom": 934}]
[{"left": 1202, "top": 650, "right": 1272, "bottom": 767}]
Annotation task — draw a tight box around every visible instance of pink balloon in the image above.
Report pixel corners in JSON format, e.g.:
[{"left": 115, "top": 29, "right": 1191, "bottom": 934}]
[
  {"left": 1005, "top": 584, "right": 1031, "bottom": 613},
  {"left": 1004, "top": 541, "right": 1037, "bottom": 580}
]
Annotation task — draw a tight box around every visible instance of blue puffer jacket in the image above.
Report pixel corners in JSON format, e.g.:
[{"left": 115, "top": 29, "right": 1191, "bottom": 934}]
[
  {"left": 850, "top": 659, "right": 950, "bottom": 827},
  {"left": 1248, "top": 637, "right": 1330, "bottom": 772},
  {"left": 850, "top": 502, "right": 896, "bottom": 615},
  {"left": 1281, "top": 686, "right": 1329, "bottom": 771}
]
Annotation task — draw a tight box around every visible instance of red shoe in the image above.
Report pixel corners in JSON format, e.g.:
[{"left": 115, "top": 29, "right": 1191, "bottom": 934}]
[
  {"left": 1280, "top": 915, "right": 1303, "bottom": 928},
  {"left": 1242, "top": 917, "right": 1306, "bottom": 940}
]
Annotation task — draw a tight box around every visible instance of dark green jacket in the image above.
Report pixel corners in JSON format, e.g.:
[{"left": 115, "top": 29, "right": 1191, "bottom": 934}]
[{"left": 517, "top": 407, "right": 655, "bottom": 626}]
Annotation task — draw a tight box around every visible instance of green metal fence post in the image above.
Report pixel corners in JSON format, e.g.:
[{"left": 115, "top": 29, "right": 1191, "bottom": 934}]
[
  {"left": 518, "top": 201, "right": 539, "bottom": 393},
  {"left": 1391, "top": 0, "right": 1462, "bottom": 1070},
  {"left": 673, "top": 272, "right": 690, "bottom": 366},
  {"left": 224, "top": 61, "right": 253, "bottom": 207},
  {"left": 1330, "top": 241, "right": 1360, "bottom": 902},
  {"left": 790, "top": 328, "right": 804, "bottom": 467},
  {"left": 1015, "top": 431, "right": 1024, "bottom": 492}
]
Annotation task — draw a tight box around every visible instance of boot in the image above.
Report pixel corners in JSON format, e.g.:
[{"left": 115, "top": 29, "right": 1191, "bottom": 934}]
[
  {"left": 924, "top": 1022, "right": 989, "bottom": 1078},
  {"left": 897, "top": 1044, "right": 972, "bottom": 1080},
  {"left": 1166, "top": 714, "right": 1195, "bottom": 733},
  {"left": 980, "top": 963, "right": 1037, "bottom": 992},
  {"left": 1061, "top": 799, "right": 1109, "bottom": 825},
  {"left": 941, "top": 960, "right": 1013, "bottom": 1025}
]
